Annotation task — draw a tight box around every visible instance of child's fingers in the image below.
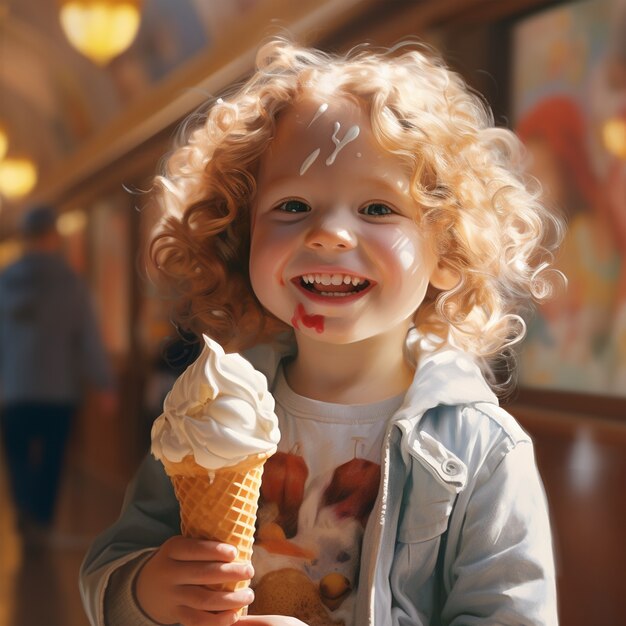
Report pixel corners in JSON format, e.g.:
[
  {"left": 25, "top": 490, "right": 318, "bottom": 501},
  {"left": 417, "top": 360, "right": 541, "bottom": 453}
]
[
  {"left": 178, "top": 585, "right": 254, "bottom": 613},
  {"left": 165, "top": 536, "right": 238, "bottom": 562},
  {"left": 175, "top": 559, "right": 254, "bottom": 585},
  {"left": 237, "top": 617, "right": 308, "bottom": 625},
  {"left": 177, "top": 604, "right": 239, "bottom": 626}
]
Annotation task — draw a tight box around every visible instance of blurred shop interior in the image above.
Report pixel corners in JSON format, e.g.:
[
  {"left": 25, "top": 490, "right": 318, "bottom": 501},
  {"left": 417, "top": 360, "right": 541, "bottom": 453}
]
[{"left": 0, "top": 0, "right": 625, "bottom": 625}]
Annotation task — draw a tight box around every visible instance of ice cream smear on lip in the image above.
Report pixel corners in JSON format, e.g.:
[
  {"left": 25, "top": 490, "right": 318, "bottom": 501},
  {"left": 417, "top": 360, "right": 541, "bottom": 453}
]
[{"left": 151, "top": 334, "right": 280, "bottom": 473}]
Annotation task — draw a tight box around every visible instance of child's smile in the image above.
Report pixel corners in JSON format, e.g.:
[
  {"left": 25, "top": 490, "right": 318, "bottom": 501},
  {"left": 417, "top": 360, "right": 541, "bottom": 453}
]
[
  {"left": 249, "top": 95, "right": 448, "bottom": 345},
  {"left": 292, "top": 271, "right": 373, "bottom": 301}
]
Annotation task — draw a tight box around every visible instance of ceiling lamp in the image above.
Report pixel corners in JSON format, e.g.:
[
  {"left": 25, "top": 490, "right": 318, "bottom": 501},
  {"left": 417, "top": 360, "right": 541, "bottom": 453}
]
[
  {"left": 58, "top": 0, "right": 143, "bottom": 65},
  {"left": 0, "top": 125, "right": 8, "bottom": 160},
  {"left": 0, "top": 158, "right": 38, "bottom": 199}
]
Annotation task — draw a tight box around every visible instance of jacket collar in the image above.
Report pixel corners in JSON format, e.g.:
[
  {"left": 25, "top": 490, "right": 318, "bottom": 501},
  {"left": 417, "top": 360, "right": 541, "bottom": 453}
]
[
  {"left": 244, "top": 330, "right": 497, "bottom": 413},
  {"left": 243, "top": 329, "right": 498, "bottom": 490},
  {"left": 393, "top": 331, "right": 498, "bottom": 426},
  {"left": 392, "top": 333, "right": 498, "bottom": 491},
  {"left": 242, "top": 332, "right": 296, "bottom": 388}
]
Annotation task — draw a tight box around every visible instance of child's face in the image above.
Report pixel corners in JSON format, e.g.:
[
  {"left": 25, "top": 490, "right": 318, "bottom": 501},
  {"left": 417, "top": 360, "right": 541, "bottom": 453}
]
[{"left": 249, "top": 95, "right": 441, "bottom": 345}]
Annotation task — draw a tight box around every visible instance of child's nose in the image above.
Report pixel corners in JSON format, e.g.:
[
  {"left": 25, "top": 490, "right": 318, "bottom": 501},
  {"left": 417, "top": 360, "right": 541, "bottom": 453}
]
[{"left": 305, "top": 214, "right": 357, "bottom": 251}]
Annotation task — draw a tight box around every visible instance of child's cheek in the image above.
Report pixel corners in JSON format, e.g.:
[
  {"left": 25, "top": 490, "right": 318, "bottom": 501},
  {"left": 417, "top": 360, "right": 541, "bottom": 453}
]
[{"left": 291, "top": 303, "right": 325, "bottom": 333}]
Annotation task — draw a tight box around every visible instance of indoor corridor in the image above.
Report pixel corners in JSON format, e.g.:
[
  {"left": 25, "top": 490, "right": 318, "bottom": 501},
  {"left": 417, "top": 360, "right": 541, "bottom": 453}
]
[
  {"left": 0, "top": 465, "right": 123, "bottom": 626},
  {"left": 0, "top": 395, "right": 138, "bottom": 626},
  {"left": 0, "top": 1, "right": 625, "bottom": 625},
  {"left": 0, "top": 402, "right": 624, "bottom": 626}
]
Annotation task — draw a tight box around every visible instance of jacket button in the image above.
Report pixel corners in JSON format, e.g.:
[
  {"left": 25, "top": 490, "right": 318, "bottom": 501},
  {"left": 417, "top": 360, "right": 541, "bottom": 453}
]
[{"left": 442, "top": 459, "right": 460, "bottom": 476}]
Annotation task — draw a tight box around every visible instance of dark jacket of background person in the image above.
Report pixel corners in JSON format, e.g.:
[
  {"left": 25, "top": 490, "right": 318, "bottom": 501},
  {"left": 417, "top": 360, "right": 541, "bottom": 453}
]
[{"left": 0, "top": 250, "right": 112, "bottom": 404}]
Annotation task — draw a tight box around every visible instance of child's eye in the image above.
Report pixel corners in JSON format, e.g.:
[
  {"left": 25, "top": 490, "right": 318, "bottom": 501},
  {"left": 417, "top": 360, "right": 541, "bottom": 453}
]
[
  {"left": 360, "top": 203, "right": 394, "bottom": 216},
  {"left": 277, "top": 200, "right": 310, "bottom": 213}
]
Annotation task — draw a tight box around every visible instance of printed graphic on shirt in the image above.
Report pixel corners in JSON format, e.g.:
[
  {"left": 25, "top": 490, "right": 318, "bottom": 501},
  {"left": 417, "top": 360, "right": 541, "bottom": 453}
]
[{"left": 249, "top": 442, "right": 380, "bottom": 626}]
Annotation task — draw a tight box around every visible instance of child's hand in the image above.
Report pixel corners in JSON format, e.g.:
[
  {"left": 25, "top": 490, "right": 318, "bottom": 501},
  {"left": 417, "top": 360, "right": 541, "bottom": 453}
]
[{"left": 135, "top": 536, "right": 255, "bottom": 626}]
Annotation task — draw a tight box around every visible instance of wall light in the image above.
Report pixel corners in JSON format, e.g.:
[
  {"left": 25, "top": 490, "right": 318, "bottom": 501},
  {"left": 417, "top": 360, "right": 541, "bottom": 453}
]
[
  {"left": 0, "top": 158, "right": 38, "bottom": 199},
  {"left": 602, "top": 116, "right": 626, "bottom": 160},
  {"left": 57, "top": 209, "right": 87, "bottom": 236},
  {"left": 0, "top": 125, "right": 8, "bottom": 160},
  {"left": 58, "top": 0, "right": 143, "bottom": 65}
]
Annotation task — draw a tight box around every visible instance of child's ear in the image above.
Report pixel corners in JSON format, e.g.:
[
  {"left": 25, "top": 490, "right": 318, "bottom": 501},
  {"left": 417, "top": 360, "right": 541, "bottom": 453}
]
[{"left": 430, "top": 263, "right": 459, "bottom": 291}]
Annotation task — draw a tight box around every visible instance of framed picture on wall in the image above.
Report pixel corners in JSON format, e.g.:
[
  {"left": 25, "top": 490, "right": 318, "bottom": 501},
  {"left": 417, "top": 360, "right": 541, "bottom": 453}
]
[{"left": 510, "top": 0, "right": 626, "bottom": 405}]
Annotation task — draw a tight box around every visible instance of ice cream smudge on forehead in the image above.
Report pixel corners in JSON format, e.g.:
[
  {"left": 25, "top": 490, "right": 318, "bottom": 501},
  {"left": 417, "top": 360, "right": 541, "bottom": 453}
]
[
  {"left": 299, "top": 104, "right": 329, "bottom": 175},
  {"left": 299, "top": 121, "right": 361, "bottom": 175},
  {"left": 150, "top": 334, "right": 280, "bottom": 472},
  {"left": 307, "top": 102, "right": 329, "bottom": 127},
  {"left": 326, "top": 123, "right": 360, "bottom": 166},
  {"left": 300, "top": 148, "right": 321, "bottom": 176}
]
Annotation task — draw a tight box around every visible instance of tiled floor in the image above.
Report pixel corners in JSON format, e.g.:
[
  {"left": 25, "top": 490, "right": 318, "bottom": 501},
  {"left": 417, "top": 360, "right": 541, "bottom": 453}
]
[{"left": 0, "top": 406, "right": 624, "bottom": 626}]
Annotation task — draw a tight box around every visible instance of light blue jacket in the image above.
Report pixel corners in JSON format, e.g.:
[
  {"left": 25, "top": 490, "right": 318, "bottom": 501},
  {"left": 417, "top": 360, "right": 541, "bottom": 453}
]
[{"left": 80, "top": 336, "right": 558, "bottom": 625}]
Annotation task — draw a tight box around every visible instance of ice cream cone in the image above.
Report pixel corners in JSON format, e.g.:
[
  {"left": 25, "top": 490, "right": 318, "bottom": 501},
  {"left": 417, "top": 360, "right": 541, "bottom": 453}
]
[
  {"left": 152, "top": 336, "right": 281, "bottom": 616},
  {"left": 163, "top": 451, "right": 271, "bottom": 592}
]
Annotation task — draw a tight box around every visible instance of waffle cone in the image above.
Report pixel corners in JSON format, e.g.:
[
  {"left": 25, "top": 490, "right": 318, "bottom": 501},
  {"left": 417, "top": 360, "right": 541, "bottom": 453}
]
[{"left": 162, "top": 452, "right": 271, "bottom": 593}]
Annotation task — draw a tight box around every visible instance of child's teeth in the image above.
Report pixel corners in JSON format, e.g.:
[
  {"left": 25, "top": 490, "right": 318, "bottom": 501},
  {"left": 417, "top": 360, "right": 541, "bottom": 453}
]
[{"left": 300, "top": 273, "right": 366, "bottom": 287}]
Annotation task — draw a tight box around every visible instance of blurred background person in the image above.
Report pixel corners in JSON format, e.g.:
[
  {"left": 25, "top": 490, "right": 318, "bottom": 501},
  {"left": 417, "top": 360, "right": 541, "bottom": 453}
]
[{"left": 0, "top": 205, "right": 117, "bottom": 544}]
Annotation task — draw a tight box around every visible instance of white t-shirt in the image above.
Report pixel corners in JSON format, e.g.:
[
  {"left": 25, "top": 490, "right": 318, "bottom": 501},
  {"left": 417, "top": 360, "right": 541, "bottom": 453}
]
[{"left": 251, "top": 366, "right": 404, "bottom": 626}]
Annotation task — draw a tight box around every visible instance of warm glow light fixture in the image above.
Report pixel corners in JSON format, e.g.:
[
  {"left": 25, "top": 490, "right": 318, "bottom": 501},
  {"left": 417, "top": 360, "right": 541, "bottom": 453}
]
[
  {"left": 0, "top": 125, "right": 8, "bottom": 160},
  {"left": 57, "top": 209, "right": 87, "bottom": 236},
  {"left": 58, "top": 0, "right": 143, "bottom": 65},
  {"left": 0, "top": 158, "right": 38, "bottom": 198},
  {"left": 602, "top": 116, "right": 626, "bottom": 160}
]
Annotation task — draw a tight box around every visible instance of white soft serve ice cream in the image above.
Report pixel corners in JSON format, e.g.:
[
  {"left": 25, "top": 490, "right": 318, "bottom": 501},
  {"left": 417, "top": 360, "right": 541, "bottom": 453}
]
[{"left": 151, "top": 335, "right": 280, "bottom": 471}]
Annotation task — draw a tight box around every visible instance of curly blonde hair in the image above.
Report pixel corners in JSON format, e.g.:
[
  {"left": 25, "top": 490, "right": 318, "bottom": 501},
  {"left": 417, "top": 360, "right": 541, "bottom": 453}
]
[{"left": 149, "top": 37, "right": 563, "bottom": 387}]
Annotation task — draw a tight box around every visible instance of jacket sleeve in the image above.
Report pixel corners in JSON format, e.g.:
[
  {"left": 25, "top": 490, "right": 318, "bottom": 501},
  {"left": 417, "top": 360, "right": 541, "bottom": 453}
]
[
  {"left": 79, "top": 454, "right": 180, "bottom": 626},
  {"left": 441, "top": 439, "right": 558, "bottom": 626},
  {"left": 103, "top": 552, "right": 160, "bottom": 626}
]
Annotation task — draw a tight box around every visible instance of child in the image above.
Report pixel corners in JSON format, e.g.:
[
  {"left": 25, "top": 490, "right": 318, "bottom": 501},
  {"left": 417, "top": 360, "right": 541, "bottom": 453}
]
[{"left": 80, "top": 38, "right": 561, "bottom": 626}]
